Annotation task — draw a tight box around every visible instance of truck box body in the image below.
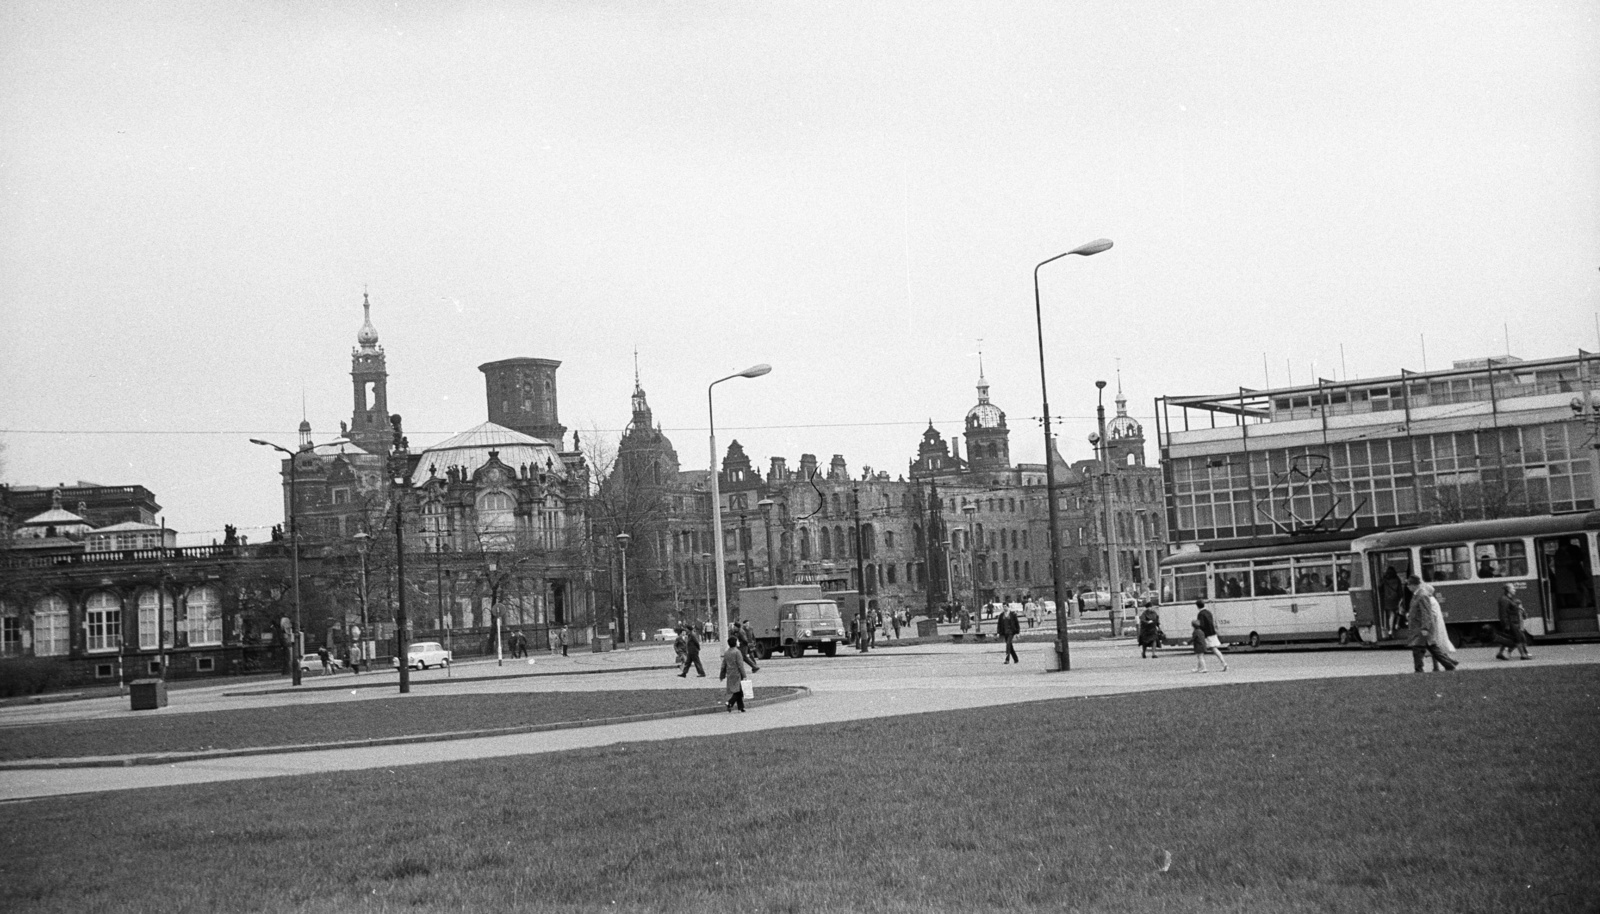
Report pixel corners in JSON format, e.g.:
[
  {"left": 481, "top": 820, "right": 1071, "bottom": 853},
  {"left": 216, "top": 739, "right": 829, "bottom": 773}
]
[{"left": 736, "top": 585, "right": 849, "bottom": 658}]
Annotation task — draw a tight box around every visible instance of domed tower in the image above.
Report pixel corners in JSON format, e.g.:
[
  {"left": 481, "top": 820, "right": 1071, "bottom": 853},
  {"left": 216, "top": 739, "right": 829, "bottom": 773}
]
[
  {"left": 616, "top": 363, "right": 680, "bottom": 484},
  {"left": 1106, "top": 375, "right": 1146, "bottom": 467},
  {"left": 348, "top": 292, "right": 392, "bottom": 455},
  {"left": 963, "top": 361, "right": 1010, "bottom": 472}
]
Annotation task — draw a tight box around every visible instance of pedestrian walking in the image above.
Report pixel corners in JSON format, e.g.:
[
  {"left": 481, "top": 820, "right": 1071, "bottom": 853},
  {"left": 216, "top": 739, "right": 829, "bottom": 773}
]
[
  {"left": 678, "top": 628, "right": 706, "bottom": 677},
  {"left": 1194, "top": 599, "right": 1227, "bottom": 671},
  {"left": 673, "top": 628, "right": 687, "bottom": 668},
  {"left": 719, "top": 636, "right": 752, "bottom": 712},
  {"left": 1494, "top": 583, "right": 1533, "bottom": 661},
  {"left": 1405, "top": 574, "right": 1457, "bottom": 672},
  {"left": 1190, "top": 617, "right": 1210, "bottom": 672},
  {"left": 958, "top": 607, "right": 971, "bottom": 634},
  {"left": 997, "top": 603, "right": 1021, "bottom": 664},
  {"left": 317, "top": 645, "right": 334, "bottom": 675},
  {"left": 557, "top": 627, "right": 568, "bottom": 657},
  {"left": 891, "top": 610, "right": 903, "bottom": 640},
  {"left": 340, "top": 644, "right": 359, "bottom": 675},
  {"left": 1137, "top": 604, "right": 1163, "bottom": 659}
]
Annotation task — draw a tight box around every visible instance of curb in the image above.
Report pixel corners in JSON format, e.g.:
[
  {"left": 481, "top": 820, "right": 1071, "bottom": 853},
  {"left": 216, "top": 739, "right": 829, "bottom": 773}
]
[
  {"left": 0, "top": 686, "right": 812, "bottom": 770},
  {"left": 223, "top": 659, "right": 676, "bottom": 698}
]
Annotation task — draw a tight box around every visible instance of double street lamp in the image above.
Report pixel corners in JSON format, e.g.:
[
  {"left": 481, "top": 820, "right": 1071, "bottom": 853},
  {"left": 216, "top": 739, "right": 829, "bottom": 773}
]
[
  {"left": 708, "top": 363, "right": 772, "bottom": 643},
  {"left": 1033, "top": 237, "right": 1113, "bottom": 672},
  {"left": 250, "top": 435, "right": 346, "bottom": 686}
]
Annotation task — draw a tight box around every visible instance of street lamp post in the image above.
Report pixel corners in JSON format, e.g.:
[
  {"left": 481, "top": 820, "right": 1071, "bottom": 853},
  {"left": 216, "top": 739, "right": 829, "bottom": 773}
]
[
  {"left": 701, "top": 552, "right": 713, "bottom": 633},
  {"left": 1094, "top": 381, "right": 1125, "bottom": 638},
  {"left": 708, "top": 363, "right": 772, "bottom": 643},
  {"left": 353, "top": 530, "right": 371, "bottom": 671},
  {"left": 616, "top": 532, "right": 631, "bottom": 645},
  {"left": 852, "top": 485, "right": 869, "bottom": 652},
  {"left": 1033, "top": 237, "right": 1112, "bottom": 671},
  {"left": 388, "top": 421, "right": 411, "bottom": 695},
  {"left": 758, "top": 497, "right": 776, "bottom": 584},
  {"left": 962, "top": 502, "right": 979, "bottom": 633},
  {"left": 251, "top": 435, "right": 347, "bottom": 686}
]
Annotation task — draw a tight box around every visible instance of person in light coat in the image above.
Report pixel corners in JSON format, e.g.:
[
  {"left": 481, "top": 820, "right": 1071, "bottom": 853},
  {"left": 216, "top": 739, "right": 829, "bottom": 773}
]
[
  {"left": 1405, "top": 575, "right": 1458, "bottom": 672},
  {"left": 719, "top": 636, "right": 752, "bottom": 712}
]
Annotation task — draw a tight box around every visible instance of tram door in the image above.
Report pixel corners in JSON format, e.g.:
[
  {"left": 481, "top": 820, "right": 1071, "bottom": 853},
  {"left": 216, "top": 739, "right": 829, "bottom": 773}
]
[
  {"left": 1369, "top": 549, "right": 1412, "bottom": 639},
  {"left": 1536, "top": 535, "right": 1598, "bottom": 634}
]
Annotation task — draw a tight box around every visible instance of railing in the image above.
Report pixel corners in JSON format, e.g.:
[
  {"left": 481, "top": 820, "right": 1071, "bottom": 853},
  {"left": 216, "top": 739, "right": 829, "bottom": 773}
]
[{"left": 0, "top": 543, "right": 258, "bottom": 569}]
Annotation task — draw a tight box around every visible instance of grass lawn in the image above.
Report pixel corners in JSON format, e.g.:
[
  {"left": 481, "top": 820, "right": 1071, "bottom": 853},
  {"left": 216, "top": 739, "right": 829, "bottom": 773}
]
[
  {"left": 3, "top": 665, "right": 1598, "bottom": 913},
  {"left": 0, "top": 690, "right": 744, "bottom": 760}
]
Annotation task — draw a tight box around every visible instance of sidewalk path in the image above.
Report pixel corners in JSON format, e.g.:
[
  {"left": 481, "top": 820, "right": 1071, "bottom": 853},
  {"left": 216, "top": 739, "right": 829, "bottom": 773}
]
[{"left": 3, "top": 638, "right": 1594, "bottom": 803}]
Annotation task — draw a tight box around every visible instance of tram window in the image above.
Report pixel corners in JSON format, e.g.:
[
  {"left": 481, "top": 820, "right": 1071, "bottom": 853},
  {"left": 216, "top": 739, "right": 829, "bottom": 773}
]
[
  {"left": 1212, "top": 561, "right": 1251, "bottom": 599},
  {"left": 1334, "top": 554, "right": 1353, "bottom": 591},
  {"left": 1252, "top": 562, "right": 1291, "bottom": 596},
  {"left": 1168, "top": 565, "right": 1207, "bottom": 603},
  {"left": 1293, "top": 556, "right": 1334, "bottom": 593},
  {"left": 1421, "top": 544, "right": 1472, "bottom": 582},
  {"left": 1474, "top": 541, "right": 1529, "bottom": 578}
]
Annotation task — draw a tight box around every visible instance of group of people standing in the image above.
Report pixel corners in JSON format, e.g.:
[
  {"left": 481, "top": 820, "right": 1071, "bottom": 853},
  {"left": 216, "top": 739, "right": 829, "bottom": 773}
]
[{"left": 672, "top": 623, "right": 761, "bottom": 711}]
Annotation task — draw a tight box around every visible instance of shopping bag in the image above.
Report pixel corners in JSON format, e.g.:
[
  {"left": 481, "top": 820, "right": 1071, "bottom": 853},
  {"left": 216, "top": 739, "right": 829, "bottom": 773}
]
[{"left": 740, "top": 679, "right": 754, "bottom": 701}]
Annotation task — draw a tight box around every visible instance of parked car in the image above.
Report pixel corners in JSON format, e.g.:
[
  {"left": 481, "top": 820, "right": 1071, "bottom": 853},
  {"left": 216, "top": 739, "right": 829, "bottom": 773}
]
[
  {"left": 653, "top": 628, "right": 678, "bottom": 642},
  {"left": 1077, "top": 591, "right": 1113, "bottom": 611},
  {"left": 299, "top": 652, "right": 344, "bottom": 672},
  {"left": 393, "top": 641, "right": 452, "bottom": 670}
]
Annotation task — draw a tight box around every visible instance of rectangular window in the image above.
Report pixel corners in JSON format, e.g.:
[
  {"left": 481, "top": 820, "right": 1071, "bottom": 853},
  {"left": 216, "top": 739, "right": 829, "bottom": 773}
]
[
  {"left": 1162, "top": 564, "right": 1207, "bottom": 603},
  {"left": 1212, "top": 561, "right": 1253, "bottom": 599},
  {"left": 95, "top": 663, "right": 114, "bottom": 679},
  {"left": 1252, "top": 561, "right": 1291, "bottom": 596},
  {"left": 1, "top": 605, "right": 21, "bottom": 657},
  {"left": 196, "top": 656, "right": 215, "bottom": 672},
  {"left": 1474, "top": 541, "right": 1529, "bottom": 578},
  {"left": 1421, "top": 544, "right": 1472, "bottom": 582},
  {"left": 87, "top": 608, "right": 121, "bottom": 652},
  {"left": 1292, "top": 556, "right": 1335, "bottom": 593}
]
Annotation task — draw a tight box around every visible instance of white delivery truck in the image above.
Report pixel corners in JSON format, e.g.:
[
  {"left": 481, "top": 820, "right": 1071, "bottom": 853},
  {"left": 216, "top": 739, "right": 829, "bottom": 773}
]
[{"left": 735, "top": 584, "right": 850, "bottom": 659}]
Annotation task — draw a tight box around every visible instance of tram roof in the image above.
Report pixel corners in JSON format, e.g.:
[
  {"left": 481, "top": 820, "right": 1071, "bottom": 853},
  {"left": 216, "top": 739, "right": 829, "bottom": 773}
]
[
  {"left": 1348, "top": 511, "right": 1600, "bottom": 550},
  {"left": 1159, "top": 539, "right": 1357, "bottom": 567}
]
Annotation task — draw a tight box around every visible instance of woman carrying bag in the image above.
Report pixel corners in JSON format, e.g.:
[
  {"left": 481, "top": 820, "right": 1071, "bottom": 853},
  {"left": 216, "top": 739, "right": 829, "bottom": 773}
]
[{"left": 719, "top": 636, "right": 754, "bottom": 712}]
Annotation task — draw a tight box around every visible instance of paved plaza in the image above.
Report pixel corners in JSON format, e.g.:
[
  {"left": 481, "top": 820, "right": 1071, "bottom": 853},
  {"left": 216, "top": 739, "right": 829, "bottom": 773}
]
[{"left": 3, "top": 632, "right": 1597, "bottom": 804}]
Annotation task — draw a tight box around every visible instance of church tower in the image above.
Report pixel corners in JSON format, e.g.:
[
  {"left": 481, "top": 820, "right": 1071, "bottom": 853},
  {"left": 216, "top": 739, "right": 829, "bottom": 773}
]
[
  {"left": 479, "top": 357, "right": 567, "bottom": 445},
  {"left": 1105, "top": 374, "right": 1147, "bottom": 467},
  {"left": 964, "top": 360, "right": 1010, "bottom": 474},
  {"left": 348, "top": 293, "right": 391, "bottom": 455}
]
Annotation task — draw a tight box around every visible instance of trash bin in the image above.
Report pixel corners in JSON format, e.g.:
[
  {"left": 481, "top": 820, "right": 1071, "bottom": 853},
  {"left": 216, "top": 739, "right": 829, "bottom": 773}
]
[
  {"left": 916, "top": 619, "right": 939, "bottom": 638},
  {"left": 591, "top": 636, "right": 613, "bottom": 653},
  {"left": 129, "top": 678, "right": 167, "bottom": 711}
]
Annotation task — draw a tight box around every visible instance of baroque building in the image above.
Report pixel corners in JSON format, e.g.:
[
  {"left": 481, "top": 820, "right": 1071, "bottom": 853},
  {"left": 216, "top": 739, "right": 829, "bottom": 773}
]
[{"left": 596, "top": 364, "right": 1165, "bottom": 635}]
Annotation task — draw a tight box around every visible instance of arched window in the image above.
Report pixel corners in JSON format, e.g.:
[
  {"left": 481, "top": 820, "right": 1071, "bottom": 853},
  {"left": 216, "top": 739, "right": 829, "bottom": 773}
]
[
  {"left": 33, "top": 595, "right": 69, "bottom": 656},
  {"left": 820, "top": 527, "right": 832, "bottom": 559},
  {"left": 799, "top": 528, "right": 812, "bottom": 561},
  {"left": 884, "top": 530, "right": 895, "bottom": 550},
  {"left": 137, "top": 589, "right": 174, "bottom": 649},
  {"left": 861, "top": 524, "right": 876, "bottom": 559},
  {"left": 185, "top": 585, "right": 222, "bottom": 646},
  {"left": 831, "top": 493, "right": 842, "bottom": 515},
  {"left": 86, "top": 591, "right": 121, "bottom": 652},
  {"left": 912, "top": 523, "right": 923, "bottom": 552},
  {"left": 887, "top": 564, "right": 897, "bottom": 584}
]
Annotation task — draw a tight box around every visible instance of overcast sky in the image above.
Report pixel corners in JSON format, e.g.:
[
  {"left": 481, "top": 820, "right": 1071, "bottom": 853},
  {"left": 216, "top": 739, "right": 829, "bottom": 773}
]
[{"left": 3, "top": 1, "right": 1597, "bottom": 545}]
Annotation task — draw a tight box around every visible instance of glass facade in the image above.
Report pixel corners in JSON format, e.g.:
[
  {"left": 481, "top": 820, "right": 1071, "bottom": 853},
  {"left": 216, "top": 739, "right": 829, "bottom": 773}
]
[{"left": 1168, "top": 421, "right": 1594, "bottom": 544}]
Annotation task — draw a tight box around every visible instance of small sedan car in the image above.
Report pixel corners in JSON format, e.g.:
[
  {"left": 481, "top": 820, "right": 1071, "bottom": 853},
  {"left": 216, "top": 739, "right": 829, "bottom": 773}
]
[
  {"left": 393, "top": 641, "right": 452, "bottom": 670},
  {"left": 653, "top": 628, "right": 678, "bottom": 642},
  {"left": 300, "top": 653, "right": 345, "bottom": 672}
]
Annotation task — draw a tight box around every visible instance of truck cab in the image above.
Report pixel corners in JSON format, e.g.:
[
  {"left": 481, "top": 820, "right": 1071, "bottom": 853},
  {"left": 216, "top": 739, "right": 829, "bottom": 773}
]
[{"left": 777, "top": 600, "right": 847, "bottom": 658}]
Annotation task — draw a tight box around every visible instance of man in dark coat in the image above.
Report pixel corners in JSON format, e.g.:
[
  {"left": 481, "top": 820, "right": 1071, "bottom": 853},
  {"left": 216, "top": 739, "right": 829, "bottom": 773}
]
[
  {"left": 1494, "top": 583, "right": 1533, "bottom": 661},
  {"left": 997, "top": 604, "right": 1021, "bottom": 664},
  {"left": 678, "top": 627, "right": 706, "bottom": 677}
]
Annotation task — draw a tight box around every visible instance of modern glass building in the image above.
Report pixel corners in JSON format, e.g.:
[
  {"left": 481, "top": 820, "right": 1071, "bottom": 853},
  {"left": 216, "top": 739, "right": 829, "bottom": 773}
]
[{"left": 1156, "top": 353, "right": 1600, "bottom": 549}]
